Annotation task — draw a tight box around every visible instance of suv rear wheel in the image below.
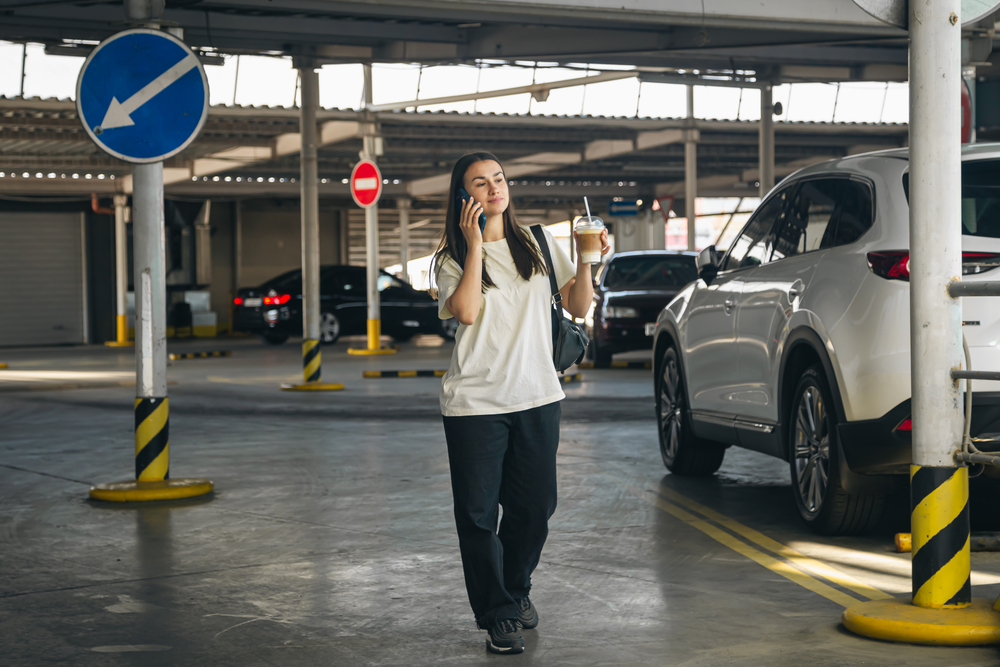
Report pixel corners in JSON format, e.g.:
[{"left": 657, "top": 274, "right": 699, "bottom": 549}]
[
  {"left": 656, "top": 346, "right": 726, "bottom": 475},
  {"left": 789, "top": 365, "right": 885, "bottom": 535}
]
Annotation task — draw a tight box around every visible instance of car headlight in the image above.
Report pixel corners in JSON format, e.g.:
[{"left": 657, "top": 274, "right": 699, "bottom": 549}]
[{"left": 604, "top": 305, "right": 639, "bottom": 319}]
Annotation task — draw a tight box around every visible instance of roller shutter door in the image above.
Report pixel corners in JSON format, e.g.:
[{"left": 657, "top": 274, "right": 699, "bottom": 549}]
[{"left": 0, "top": 212, "right": 87, "bottom": 346}]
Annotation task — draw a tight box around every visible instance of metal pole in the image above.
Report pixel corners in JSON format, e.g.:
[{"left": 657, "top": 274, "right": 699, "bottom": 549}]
[
  {"left": 908, "top": 0, "right": 969, "bottom": 610},
  {"left": 759, "top": 84, "right": 775, "bottom": 197},
  {"left": 114, "top": 194, "right": 128, "bottom": 344},
  {"left": 298, "top": 65, "right": 322, "bottom": 383},
  {"left": 20, "top": 43, "right": 27, "bottom": 97},
  {"left": 230, "top": 199, "right": 242, "bottom": 335},
  {"left": 363, "top": 64, "right": 382, "bottom": 351},
  {"left": 398, "top": 198, "right": 410, "bottom": 282},
  {"left": 132, "top": 161, "right": 169, "bottom": 480},
  {"left": 684, "top": 85, "right": 697, "bottom": 252}
]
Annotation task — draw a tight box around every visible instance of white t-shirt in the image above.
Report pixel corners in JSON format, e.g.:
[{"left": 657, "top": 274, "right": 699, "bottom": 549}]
[{"left": 436, "top": 225, "right": 578, "bottom": 417}]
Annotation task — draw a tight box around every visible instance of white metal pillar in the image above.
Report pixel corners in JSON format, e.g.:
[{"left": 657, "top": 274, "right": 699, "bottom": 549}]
[
  {"left": 908, "top": 0, "right": 969, "bottom": 610},
  {"left": 398, "top": 198, "right": 411, "bottom": 282},
  {"left": 684, "top": 85, "right": 697, "bottom": 251},
  {"left": 759, "top": 84, "right": 775, "bottom": 197},
  {"left": 298, "top": 65, "right": 322, "bottom": 382}
]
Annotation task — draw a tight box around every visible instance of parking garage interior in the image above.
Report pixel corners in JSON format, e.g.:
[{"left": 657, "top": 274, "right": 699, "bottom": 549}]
[{"left": 4, "top": 0, "right": 1000, "bottom": 664}]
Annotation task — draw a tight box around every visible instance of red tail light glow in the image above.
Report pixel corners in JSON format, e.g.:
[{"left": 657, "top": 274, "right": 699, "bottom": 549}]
[
  {"left": 867, "top": 252, "right": 1000, "bottom": 281},
  {"left": 263, "top": 294, "right": 291, "bottom": 305},
  {"left": 234, "top": 297, "right": 243, "bottom": 305},
  {"left": 897, "top": 418, "right": 912, "bottom": 432},
  {"left": 867, "top": 252, "right": 910, "bottom": 280}
]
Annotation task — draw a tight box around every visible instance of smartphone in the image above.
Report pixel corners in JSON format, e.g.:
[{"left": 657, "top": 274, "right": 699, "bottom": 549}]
[{"left": 456, "top": 187, "right": 487, "bottom": 234}]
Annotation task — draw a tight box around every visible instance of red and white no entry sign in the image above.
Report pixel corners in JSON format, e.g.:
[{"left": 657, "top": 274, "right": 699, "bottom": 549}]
[{"left": 350, "top": 159, "right": 382, "bottom": 209}]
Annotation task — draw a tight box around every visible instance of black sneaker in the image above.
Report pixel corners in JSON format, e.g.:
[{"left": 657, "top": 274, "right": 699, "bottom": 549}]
[
  {"left": 515, "top": 596, "right": 538, "bottom": 630},
  {"left": 485, "top": 617, "right": 524, "bottom": 654}
]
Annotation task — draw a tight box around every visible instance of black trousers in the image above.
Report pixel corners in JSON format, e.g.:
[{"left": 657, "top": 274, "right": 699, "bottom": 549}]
[{"left": 442, "top": 401, "right": 561, "bottom": 628}]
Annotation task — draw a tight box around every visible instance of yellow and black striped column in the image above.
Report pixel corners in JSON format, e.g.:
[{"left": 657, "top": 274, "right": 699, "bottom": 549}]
[
  {"left": 303, "top": 339, "right": 321, "bottom": 383},
  {"left": 135, "top": 397, "right": 169, "bottom": 481},
  {"left": 911, "top": 465, "right": 971, "bottom": 608}
]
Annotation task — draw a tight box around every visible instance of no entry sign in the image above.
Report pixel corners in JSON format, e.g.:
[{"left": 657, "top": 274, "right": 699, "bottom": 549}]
[{"left": 351, "top": 160, "right": 382, "bottom": 209}]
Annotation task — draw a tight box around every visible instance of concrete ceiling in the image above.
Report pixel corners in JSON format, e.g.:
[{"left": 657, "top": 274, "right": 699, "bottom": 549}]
[{"left": 0, "top": 0, "right": 917, "bottom": 81}]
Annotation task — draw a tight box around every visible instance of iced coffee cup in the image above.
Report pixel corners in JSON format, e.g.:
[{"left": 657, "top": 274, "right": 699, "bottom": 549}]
[{"left": 575, "top": 215, "right": 605, "bottom": 264}]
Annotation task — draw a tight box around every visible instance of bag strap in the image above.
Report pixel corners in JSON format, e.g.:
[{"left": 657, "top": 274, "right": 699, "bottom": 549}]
[{"left": 529, "top": 225, "right": 564, "bottom": 317}]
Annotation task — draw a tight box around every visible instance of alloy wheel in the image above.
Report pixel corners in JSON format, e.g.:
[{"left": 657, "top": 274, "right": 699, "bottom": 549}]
[
  {"left": 793, "top": 386, "right": 831, "bottom": 515},
  {"left": 659, "top": 354, "right": 684, "bottom": 464},
  {"left": 320, "top": 312, "right": 340, "bottom": 344}
]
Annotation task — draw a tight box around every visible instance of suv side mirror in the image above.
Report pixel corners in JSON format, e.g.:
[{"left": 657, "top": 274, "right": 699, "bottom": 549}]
[{"left": 697, "top": 246, "right": 721, "bottom": 285}]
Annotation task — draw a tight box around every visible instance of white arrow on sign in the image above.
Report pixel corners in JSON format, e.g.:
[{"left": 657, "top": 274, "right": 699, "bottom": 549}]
[{"left": 100, "top": 54, "right": 199, "bottom": 130}]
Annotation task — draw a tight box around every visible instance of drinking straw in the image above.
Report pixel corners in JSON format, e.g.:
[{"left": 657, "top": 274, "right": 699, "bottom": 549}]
[{"left": 584, "top": 196, "right": 591, "bottom": 219}]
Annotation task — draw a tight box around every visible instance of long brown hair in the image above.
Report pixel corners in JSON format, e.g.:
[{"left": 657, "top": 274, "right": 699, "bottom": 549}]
[{"left": 432, "top": 152, "right": 547, "bottom": 291}]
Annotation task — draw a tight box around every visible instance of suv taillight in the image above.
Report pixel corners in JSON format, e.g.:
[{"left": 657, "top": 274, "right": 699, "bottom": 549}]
[
  {"left": 867, "top": 252, "right": 910, "bottom": 280},
  {"left": 867, "top": 251, "right": 1000, "bottom": 281}
]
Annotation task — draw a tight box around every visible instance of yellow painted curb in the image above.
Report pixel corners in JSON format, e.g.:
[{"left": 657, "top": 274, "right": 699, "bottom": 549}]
[
  {"left": 89, "top": 478, "right": 214, "bottom": 502},
  {"left": 347, "top": 347, "right": 399, "bottom": 355},
  {"left": 104, "top": 341, "right": 135, "bottom": 347},
  {"left": 280, "top": 382, "right": 345, "bottom": 391},
  {"left": 843, "top": 598, "right": 1000, "bottom": 646}
]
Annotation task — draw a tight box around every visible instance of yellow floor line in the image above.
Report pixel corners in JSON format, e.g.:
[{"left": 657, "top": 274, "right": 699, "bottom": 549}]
[
  {"left": 657, "top": 486, "right": 895, "bottom": 602},
  {"left": 626, "top": 485, "right": 862, "bottom": 608}
]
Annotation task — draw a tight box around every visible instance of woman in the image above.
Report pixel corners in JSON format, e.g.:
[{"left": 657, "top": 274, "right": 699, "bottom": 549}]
[{"left": 433, "top": 152, "right": 609, "bottom": 654}]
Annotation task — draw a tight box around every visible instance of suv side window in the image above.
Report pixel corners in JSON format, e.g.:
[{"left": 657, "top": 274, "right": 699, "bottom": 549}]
[
  {"left": 770, "top": 178, "right": 843, "bottom": 262},
  {"left": 831, "top": 179, "right": 874, "bottom": 246},
  {"left": 724, "top": 188, "right": 790, "bottom": 270}
]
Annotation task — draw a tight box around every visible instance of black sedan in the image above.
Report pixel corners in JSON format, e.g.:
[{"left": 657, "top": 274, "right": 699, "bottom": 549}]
[
  {"left": 233, "top": 265, "right": 457, "bottom": 345},
  {"left": 588, "top": 251, "right": 698, "bottom": 367}
]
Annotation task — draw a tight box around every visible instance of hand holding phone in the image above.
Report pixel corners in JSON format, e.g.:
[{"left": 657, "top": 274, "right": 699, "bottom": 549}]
[{"left": 457, "top": 187, "right": 487, "bottom": 235}]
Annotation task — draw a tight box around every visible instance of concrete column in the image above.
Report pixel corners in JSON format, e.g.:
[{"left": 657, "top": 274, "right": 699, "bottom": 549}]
[
  {"left": 113, "top": 194, "right": 128, "bottom": 344},
  {"left": 759, "top": 84, "right": 775, "bottom": 197},
  {"left": 684, "top": 85, "right": 697, "bottom": 251},
  {"left": 398, "top": 198, "right": 410, "bottom": 282},
  {"left": 132, "top": 162, "right": 167, "bottom": 399},
  {"left": 908, "top": 0, "right": 968, "bottom": 609},
  {"left": 298, "top": 65, "right": 323, "bottom": 384}
]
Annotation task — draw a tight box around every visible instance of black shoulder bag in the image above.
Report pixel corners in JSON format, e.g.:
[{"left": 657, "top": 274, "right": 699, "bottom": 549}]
[{"left": 530, "top": 225, "right": 590, "bottom": 372}]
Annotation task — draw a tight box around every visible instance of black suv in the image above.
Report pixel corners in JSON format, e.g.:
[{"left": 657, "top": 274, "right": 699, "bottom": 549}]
[{"left": 234, "top": 265, "right": 457, "bottom": 345}]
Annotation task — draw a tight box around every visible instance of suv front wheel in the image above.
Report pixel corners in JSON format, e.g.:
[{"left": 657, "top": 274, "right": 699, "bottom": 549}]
[
  {"left": 789, "top": 365, "right": 885, "bottom": 535},
  {"left": 656, "top": 346, "right": 726, "bottom": 475}
]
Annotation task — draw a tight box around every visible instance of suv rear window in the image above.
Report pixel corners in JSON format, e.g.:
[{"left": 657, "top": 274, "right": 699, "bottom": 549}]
[
  {"left": 905, "top": 159, "right": 1000, "bottom": 238},
  {"left": 602, "top": 255, "right": 698, "bottom": 290}
]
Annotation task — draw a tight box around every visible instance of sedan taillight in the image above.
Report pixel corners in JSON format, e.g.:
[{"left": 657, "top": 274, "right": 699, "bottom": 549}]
[
  {"left": 867, "top": 251, "right": 1000, "bottom": 281},
  {"left": 263, "top": 294, "right": 291, "bottom": 305}
]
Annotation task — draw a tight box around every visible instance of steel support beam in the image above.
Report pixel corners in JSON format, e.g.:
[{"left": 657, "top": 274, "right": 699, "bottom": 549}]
[
  {"left": 684, "top": 85, "right": 697, "bottom": 251},
  {"left": 398, "top": 198, "right": 411, "bottom": 282},
  {"left": 759, "top": 84, "right": 775, "bottom": 197}
]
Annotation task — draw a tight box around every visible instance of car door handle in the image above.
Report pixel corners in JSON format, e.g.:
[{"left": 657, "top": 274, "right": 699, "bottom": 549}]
[{"left": 724, "top": 298, "right": 736, "bottom": 314}]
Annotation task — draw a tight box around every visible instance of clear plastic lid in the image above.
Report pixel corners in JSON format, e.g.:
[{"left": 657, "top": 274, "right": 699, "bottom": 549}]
[{"left": 575, "top": 215, "right": 605, "bottom": 231}]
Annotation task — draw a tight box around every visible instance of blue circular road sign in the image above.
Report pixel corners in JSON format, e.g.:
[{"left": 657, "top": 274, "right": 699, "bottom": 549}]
[{"left": 76, "top": 29, "right": 209, "bottom": 164}]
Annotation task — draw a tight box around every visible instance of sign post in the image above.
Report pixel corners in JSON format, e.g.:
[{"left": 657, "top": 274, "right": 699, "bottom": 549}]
[
  {"left": 78, "top": 28, "right": 213, "bottom": 502},
  {"left": 347, "top": 158, "right": 396, "bottom": 355}
]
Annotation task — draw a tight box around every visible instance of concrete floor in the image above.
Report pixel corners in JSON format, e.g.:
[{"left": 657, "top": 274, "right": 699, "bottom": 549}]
[{"left": 2, "top": 336, "right": 1000, "bottom": 666}]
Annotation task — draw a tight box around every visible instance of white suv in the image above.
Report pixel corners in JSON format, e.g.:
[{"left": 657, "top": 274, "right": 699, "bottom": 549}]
[{"left": 651, "top": 144, "right": 1000, "bottom": 535}]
